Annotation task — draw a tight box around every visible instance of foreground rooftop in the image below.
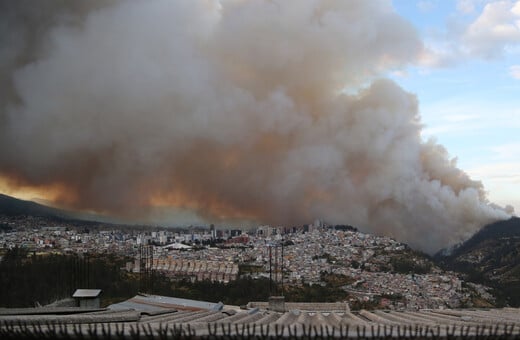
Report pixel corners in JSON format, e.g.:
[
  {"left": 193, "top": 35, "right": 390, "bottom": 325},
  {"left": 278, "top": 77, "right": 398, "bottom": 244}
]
[{"left": 1, "top": 295, "right": 520, "bottom": 338}]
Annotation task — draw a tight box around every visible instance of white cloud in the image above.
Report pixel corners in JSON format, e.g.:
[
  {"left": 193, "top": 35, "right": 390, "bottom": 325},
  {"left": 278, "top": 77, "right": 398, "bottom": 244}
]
[
  {"left": 457, "top": 0, "right": 477, "bottom": 14},
  {"left": 467, "top": 162, "right": 520, "bottom": 214},
  {"left": 420, "top": 98, "right": 520, "bottom": 139},
  {"left": 466, "top": 164, "right": 518, "bottom": 214},
  {"left": 418, "top": 0, "right": 437, "bottom": 12},
  {"left": 513, "top": 0, "right": 520, "bottom": 14},
  {"left": 462, "top": 0, "right": 520, "bottom": 58},
  {"left": 418, "top": 45, "right": 460, "bottom": 68},
  {"left": 510, "top": 64, "right": 520, "bottom": 78},
  {"left": 468, "top": 162, "right": 520, "bottom": 183},
  {"left": 489, "top": 142, "right": 520, "bottom": 159},
  {"left": 418, "top": 0, "right": 520, "bottom": 67},
  {"left": 390, "top": 69, "right": 409, "bottom": 78}
]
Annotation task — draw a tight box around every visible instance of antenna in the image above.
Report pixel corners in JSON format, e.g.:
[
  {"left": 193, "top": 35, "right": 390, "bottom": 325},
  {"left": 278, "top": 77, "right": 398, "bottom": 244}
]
[
  {"left": 274, "top": 244, "right": 278, "bottom": 295},
  {"left": 268, "top": 244, "right": 272, "bottom": 296},
  {"left": 281, "top": 235, "right": 284, "bottom": 296},
  {"left": 267, "top": 237, "right": 285, "bottom": 297}
]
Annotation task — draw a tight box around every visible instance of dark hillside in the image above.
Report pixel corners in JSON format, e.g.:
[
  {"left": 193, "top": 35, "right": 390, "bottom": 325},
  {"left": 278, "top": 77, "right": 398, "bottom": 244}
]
[
  {"left": 0, "top": 193, "right": 107, "bottom": 227},
  {"left": 0, "top": 193, "right": 70, "bottom": 219},
  {"left": 450, "top": 217, "right": 520, "bottom": 256},
  {"left": 435, "top": 217, "right": 520, "bottom": 306}
]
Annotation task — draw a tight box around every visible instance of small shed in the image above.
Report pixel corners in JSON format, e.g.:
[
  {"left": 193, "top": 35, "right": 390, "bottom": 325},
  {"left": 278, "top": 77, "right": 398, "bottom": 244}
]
[{"left": 72, "top": 289, "right": 102, "bottom": 308}]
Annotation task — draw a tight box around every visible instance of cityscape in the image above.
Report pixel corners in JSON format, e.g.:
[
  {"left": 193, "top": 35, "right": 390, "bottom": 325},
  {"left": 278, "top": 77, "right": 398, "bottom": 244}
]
[
  {"left": 0, "top": 214, "right": 494, "bottom": 311},
  {"left": 1, "top": 0, "right": 520, "bottom": 338}
]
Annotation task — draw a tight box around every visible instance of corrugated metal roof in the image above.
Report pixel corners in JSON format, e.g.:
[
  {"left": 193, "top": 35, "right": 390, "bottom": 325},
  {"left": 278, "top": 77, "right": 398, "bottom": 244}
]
[
  {"left": 0, "top": 309, "right": 140, "bottom": 324},
  {"left": 0, "top": 307, "right": 105, "bottom": 315},
  {"left": 134, "top": 307, "right": 520, "bottom": 337},
  {"left": 72, "top": 289, "right": 102, "bottom": 298},
  {"left": 2, "top": 301, "right": 520, "bottom": 338},
  {"left": 248, "top": 301, "right": 349, "bottom": 312},
  {"left": 108, "top": 294, "right": 223, "bottom": 312}
]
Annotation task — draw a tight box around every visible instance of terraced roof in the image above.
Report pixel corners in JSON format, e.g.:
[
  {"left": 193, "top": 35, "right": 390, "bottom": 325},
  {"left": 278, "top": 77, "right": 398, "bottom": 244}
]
[{"left": 1, "top": 300, "right": 520, "bottom": 338}]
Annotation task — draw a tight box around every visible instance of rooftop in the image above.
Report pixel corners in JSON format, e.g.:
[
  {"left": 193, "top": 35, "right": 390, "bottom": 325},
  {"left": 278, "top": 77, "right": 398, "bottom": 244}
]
[
  {"left": 1, "top": 296, "right": 520, "bottom": 338},
  {"left": 72, "top": 289, "right": 102, "bottom": 298},
  {"left": 109, "top": 294, "right": 224, "bottom": 312}
]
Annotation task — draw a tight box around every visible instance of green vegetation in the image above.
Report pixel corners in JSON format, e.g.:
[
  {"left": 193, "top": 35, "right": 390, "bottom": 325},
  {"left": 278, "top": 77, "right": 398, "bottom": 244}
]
[
  {"left": 238, "top": 264, "right": 264, "bottom": 276},
  {"left": 312, "top": 252, "right": 337, "bottom": 264},
  {"left": 434, "top": 217, "right": 520, "bottom": 307},
  {"left": 391, "top": 256, "right": 432, "bottom": 274},
  {"left": 320, "top": 272, "right": 355, "bottom": 287},
  {"left": 0, "top": 248, "right": 351, "bottom": 307},
  {"left": 283, "top": 283, "right": 349, "bottom": 302},
  {"left": 0, "top": 248, "right": 138, "bottom": 307},
  {"left": 349, "top": 298, "right": 380, "bottom": 310},
  {"left": 0, "top": 223, "right": 13, "bottom": 233},
  {"left": 156, "top": 277, "right": 272, "bottom": 306},
  {"left": 458, "top": 282, "right": 495, "bottom": 308}
]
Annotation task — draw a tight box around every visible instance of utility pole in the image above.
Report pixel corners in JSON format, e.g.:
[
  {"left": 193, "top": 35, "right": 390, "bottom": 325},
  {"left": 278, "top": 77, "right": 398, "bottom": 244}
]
[
  {"left": 268, "top": 244, "right": 272, "bottom": 296},
  {"left": 274, "top": 244, "right": 278, "bottom": 295},
  {"left": 281, "top": 236, "right": 284, "bottom": 296}
]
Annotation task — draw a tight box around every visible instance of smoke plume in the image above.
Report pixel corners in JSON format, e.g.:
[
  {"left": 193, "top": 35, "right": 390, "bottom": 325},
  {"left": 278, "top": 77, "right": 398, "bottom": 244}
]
[{"left": 0, "top": 0, "right": 510, "bottom": 253}]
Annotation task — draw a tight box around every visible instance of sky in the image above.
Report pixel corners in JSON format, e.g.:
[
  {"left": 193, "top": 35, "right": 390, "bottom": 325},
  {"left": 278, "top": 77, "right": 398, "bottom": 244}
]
[
  {"left": 392, "top": 0, "right": 520, "bottom": 212},
  {"left": 0, "top": 0, "right": 518, "bottom": 253}
]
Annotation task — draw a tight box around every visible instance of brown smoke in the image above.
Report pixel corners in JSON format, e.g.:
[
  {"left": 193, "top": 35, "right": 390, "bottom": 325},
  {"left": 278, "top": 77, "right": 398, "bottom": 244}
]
[{"left": 0, "top": 0, "right": 510, "bottom": 253}]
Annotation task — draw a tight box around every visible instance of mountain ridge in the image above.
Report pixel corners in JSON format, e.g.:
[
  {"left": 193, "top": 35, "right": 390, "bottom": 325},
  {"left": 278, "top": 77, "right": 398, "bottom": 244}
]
[
  {"left": 0, "top": 193, "right": 118, "bottom": 227},
  {"left": 0, "top": 193, "right": 72, "bottom": 220},
  {"left": 435, "top": 216, "right": 520, "bottom": 306}
]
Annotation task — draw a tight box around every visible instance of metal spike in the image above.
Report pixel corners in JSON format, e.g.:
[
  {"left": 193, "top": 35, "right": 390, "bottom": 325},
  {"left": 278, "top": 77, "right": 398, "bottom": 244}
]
[
  {"left": 356, "top": 324, "right": 366, "bottom": 338},
  {"left": 385, "top": 324, "right": 391, "bottom": 339},
  {"left": 129, "top": 324, "right": 139, "bottom": 340},
  {"left": 312, "top": 325, "right": 318, "bottom": 338},
  {"left": 493, "top": 323, "right": 500, "bottom": 337},
  {"left": 263, "top": 324, "right": 270, "bottom": 338},
  {"left": 248, "top": 323, "right": 256, "bottom": 337},
  {"left": 208, "top": 322, "right": 216, "bottom": 336},
  {"left": 115, "top": 323, "right": 125, "bottom": 339},
  {"left": 326, "top": 325, "right": 333, "bottom": 338}
]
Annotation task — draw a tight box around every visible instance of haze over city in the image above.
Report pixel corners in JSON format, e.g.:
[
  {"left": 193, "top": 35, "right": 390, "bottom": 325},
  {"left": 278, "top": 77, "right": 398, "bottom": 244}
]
[{"left": 1, "top": 0, "right": 519, "bottom": 254}]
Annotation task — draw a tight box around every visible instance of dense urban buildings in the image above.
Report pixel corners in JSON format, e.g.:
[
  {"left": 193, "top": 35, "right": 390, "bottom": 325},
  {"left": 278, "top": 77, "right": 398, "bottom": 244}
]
[{"left": 0, "top": 215, "right": 494, "bottom": 310}]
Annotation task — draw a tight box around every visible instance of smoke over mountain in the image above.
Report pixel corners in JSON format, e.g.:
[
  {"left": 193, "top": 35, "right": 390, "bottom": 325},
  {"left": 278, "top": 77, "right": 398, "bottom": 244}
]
[{"left": 0, "top": 0, "right": 510, "bottom": 253}]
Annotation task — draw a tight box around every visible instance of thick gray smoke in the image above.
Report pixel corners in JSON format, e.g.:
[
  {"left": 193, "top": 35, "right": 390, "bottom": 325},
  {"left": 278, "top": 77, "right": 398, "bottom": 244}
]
[{"left": 0, "top": 0, "right": 510, "bottom": 253}]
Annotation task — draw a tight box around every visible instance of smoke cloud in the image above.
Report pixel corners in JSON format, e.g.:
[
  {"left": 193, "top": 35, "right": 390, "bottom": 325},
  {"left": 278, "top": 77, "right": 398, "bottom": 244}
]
[{"left": 0, "top": 0, "right": 510, "bottom": 253}]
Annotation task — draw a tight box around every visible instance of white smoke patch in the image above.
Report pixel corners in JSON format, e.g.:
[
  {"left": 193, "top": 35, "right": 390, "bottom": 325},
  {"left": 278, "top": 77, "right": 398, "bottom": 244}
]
[
  {"left": 0, "top": 0, "right": 510, "bottom": 254},
  {"left": 511, "top": 64, "right": 520, "bottom": 79}
]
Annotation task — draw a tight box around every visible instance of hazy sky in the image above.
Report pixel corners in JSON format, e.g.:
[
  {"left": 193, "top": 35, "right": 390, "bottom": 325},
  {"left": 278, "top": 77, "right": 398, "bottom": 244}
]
[
  {"left": 0, "top": 0, "right": 517, "bottom": 252},
  {"left": 392, "top": 0, "right": 520, "bottom": 213}
]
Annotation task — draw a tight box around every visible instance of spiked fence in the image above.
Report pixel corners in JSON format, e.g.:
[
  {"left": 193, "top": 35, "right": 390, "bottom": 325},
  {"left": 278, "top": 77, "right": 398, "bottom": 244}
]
[{"left": 1, "top": 320, "right": 520, "bottom": 339}]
